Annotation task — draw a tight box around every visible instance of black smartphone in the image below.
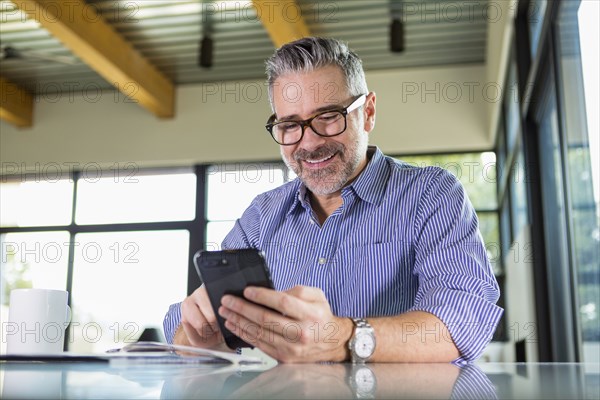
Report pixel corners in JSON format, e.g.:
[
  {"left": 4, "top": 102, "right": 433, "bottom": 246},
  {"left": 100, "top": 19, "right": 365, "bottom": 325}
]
[{"left": 193, "top": 249, "right": 275, "bottom": 349}]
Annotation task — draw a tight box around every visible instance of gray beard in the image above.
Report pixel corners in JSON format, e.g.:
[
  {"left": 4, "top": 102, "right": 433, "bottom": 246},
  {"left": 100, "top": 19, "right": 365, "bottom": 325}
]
[{"left": 282, "top": 134, "right": 368, "bottom": 196}]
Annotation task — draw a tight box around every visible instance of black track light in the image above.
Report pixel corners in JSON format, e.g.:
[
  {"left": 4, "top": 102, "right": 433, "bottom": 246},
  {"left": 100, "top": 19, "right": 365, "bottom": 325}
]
[
  {"left": 390, "top": 18, "right": 405, "bottom": 53},
  {"left": 199, "top": 36, "right": 213, "bottom": 68}
]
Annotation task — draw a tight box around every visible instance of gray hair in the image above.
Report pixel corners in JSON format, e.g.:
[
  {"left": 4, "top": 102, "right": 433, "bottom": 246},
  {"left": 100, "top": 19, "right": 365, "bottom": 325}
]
[{"left": 265, "top": 37, "right": 368, "bottom": 110}]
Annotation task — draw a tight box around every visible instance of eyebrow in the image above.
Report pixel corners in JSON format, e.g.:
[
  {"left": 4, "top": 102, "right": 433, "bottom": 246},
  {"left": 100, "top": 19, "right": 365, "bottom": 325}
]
[{"left": 277, "top": 103, "right": 345, "bottom": 121}]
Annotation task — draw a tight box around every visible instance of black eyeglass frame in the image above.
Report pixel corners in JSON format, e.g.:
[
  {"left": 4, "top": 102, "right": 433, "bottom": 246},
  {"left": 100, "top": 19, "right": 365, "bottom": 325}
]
[{"left": 265, "top": 94, "right": 368, "bottom": 146}]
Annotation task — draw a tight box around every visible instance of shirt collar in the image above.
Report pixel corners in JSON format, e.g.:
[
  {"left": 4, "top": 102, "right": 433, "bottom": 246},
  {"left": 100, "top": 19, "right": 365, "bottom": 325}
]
[
  {"left": 343, "top": 145, "right": 388, "bottom": 206},
  {"left": 286, "top": 145, "right": 388, "bottom": 216}
]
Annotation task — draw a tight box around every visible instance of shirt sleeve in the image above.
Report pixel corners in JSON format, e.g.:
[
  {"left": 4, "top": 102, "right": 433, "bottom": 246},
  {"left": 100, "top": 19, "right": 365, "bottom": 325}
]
[
  {"left": 409, "top": 168, "right": 503, "bottom": 362},
  {"left": 222, "top": 195, "right": 262, "bottom": 249},
  {"left": 163, "top": 302, "right": 182, "bottom": 344}
]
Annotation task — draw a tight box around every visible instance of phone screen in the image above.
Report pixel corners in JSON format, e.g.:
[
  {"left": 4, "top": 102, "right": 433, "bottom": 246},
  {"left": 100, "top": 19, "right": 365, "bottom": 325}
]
[{"left": 193, "top": 249, "right": 274, "bottom": 349}]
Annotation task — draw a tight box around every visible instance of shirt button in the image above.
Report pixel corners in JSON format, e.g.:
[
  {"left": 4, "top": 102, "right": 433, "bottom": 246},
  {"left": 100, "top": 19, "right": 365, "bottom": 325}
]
[
  {"left": 309, "top": 219, "right": 315, "bottom": 225},
  {"left": 318, "top": 257, "right": 327, "bottom": 265}
]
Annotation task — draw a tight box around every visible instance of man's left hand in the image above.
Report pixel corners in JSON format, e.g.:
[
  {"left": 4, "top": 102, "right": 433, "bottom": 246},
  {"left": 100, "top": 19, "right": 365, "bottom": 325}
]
[{"left": 218, "top": 285, "right": 353, "bottom": 363}]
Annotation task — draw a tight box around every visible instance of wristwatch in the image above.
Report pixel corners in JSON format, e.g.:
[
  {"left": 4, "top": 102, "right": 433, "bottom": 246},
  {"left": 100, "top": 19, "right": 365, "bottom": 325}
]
[
  {"left": 348, "top": 318, "right": 376, "bottom": 363},
  {"left": 348, "top": 364, "right": 377, "bottom": 399}
]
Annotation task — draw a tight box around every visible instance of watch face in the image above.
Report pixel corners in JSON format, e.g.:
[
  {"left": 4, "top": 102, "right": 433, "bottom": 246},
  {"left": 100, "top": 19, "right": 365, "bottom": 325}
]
[
  {"left": 355, "top": 333, "right": 375, "bottom": 359},
  {"left": 354, "top": 367, "right": 376, "bottom": 392}
]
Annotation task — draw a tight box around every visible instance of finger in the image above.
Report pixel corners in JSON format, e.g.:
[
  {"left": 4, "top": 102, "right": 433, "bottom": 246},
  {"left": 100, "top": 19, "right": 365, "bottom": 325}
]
[
  {"left": 181, "top": 313, "right": 210, "bottom": 347},
  {"left": 242, "top": 287, "right": 318, "bottom": 320},
  {"left": 223, "top": 316, "right": 306, "bottom": 363},
  {"left": 222, "top": 313, "right": 288, "bottom": 355},
  {"left": 195, "top": 286, "right": 218, "bottom": 326},
  {"left": 181, "top": 288, "right": 222, "bottom": 346},
  {"left": 223, "top": 315, "right": 266, "bottom": 348},
  {"left": 183, "top": 288, "right": 216, "bottom": 331},
  {"left": 221, "top": 295, "right": 293, "bottom": 333}
]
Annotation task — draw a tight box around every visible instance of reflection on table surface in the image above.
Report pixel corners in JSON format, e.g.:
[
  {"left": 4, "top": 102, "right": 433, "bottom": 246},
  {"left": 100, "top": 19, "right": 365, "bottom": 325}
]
[{"left": 1, "top": 361, "right": 598, "bottom": 399}]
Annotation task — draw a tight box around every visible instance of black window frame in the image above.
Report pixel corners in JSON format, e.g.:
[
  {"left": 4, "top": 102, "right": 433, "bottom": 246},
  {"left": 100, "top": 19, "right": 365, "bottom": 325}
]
[{"left": 0, "top": 166, "right": 207, "bottom": 349}]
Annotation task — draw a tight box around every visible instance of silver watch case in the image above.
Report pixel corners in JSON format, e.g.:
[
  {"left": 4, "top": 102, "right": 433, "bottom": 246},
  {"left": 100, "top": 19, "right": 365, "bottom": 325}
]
[{"left": 349, "top": 318, "right": 376, "bottom": 363}]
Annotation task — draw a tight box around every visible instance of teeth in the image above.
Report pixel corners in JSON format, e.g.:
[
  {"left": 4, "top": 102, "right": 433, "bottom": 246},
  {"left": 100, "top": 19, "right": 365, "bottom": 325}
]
[{"left": 306, "top": 154, "right": 334, "bottom": 164}]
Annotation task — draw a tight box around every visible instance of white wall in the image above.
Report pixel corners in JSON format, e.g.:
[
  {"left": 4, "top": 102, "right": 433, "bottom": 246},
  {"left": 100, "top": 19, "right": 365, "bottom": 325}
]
[{"left": 0, "top": 64, "right": 492, "bottom": 171}]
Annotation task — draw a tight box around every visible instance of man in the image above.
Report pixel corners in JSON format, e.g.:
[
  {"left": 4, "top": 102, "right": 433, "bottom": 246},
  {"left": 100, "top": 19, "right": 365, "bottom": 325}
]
[{"left": 164, "top": 37, "right": 502, "bottom": 363}]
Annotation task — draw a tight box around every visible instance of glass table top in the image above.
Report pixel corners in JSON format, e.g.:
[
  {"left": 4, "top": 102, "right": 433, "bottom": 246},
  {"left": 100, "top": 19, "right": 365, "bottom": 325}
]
[{"left": 1, "top": 361, "right": 598, "bottom": 399}]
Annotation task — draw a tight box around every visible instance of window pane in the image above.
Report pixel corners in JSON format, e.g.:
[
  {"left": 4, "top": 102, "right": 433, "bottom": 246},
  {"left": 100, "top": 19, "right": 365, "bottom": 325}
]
[
  {"left": 0, "top": 232, "right": 70, "bottom": 295},
  {"left": 478, "top": 212, "right": 501, "bottom": 275},
  {"left": 76, "top": 172, "right": 196, "bottom": 225},
  {"left": 1, "top": 232, "right": 69, "bottom": 354},
  {"left": 206, "top": 221, "right": 236, "bottom": 249},
  {"left": 0, "top": 181, "right": 73, "bottom": 227},
  {"left": 574, "top": 208, "right": 600, "bottom": 342},
  {"left": 504, "top": 60, "right": 521, "bottom": 152},
  {"left": 398, "top": 153, "right": 498, "bottom": 210},
  {"left": 500, "top": 195, "right": 512, "bottom": 262},
  {"left": 510, "top": 150, "right": 529, "bottom": 238},
  {"left": 69, "top": 230, "right": 189, "bottom": 353},
  {"left": 536, "top": 67, "right": 577, "bottom": 361},
  {"left": 558, "top": 0, "right": 600, "bottom": 360},
  {"left": 496, "top": 115, "right": 507, "bottom": 187},
  {"left": 207, "top": 164, "right": 285, "bottom": 221},
  {"left": 528, "top": 0, "right": 547, "bottom": 58}
]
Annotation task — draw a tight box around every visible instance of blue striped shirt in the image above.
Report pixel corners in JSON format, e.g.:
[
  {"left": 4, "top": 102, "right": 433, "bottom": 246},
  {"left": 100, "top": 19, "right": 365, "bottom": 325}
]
[{"left": 164, "top": 146, "right": 503, "bottom": 362}]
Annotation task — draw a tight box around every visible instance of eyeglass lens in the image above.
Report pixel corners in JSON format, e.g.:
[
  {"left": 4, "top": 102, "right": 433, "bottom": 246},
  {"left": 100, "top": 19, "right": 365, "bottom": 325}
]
[{"left": 272, "top": 111, "right": 345, "bottom": 145}]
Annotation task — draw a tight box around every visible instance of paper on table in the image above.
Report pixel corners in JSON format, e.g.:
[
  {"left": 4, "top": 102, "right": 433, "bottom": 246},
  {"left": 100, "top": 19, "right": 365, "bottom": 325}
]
[
  {"left": 0, "top": 342, "right": 264, "bottom": 366},
  {"left": 106, "top": 341, "right": 264, "bottom": 365}
]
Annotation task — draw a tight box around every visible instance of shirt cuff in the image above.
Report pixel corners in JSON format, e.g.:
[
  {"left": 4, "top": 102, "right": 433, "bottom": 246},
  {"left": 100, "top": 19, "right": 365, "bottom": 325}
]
[
  {"left": 411, "top": 288, "right": 504, "bottom": 362},
  {"left": 163, "top": 302, "right": 182, "bottom": 344}
]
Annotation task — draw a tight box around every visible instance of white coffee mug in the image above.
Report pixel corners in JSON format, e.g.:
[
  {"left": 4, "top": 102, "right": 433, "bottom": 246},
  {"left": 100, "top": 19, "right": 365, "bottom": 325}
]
[{"left": 5, "top": 288, "right": 71, "bottom": 355}]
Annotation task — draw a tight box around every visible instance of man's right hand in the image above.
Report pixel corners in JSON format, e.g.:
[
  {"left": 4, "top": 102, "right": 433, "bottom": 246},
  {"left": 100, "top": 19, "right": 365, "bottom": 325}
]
[{"left": 174, "top": 286, "right": 229, "bottom": 351}]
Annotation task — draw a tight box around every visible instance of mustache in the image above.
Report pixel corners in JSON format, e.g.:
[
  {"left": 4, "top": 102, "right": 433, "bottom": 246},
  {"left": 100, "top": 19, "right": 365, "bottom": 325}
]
[{"left": 293, "top": 142, "right": 345, "bottom": 163}]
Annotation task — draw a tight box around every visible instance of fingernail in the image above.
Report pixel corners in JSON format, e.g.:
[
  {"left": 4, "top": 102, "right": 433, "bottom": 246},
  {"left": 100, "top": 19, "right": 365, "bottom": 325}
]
[
  {"left": 244, "top": 287, "right": 255, "bottom": 299},
  {"left": 222, "top": 295, "right": 233, "bottom": 307}
]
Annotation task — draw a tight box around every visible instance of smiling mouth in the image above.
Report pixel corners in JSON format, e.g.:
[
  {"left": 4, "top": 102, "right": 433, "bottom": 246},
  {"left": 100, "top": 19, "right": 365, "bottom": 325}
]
[{"left": 303, "top": 153, "right": 336, "bottom": 168}]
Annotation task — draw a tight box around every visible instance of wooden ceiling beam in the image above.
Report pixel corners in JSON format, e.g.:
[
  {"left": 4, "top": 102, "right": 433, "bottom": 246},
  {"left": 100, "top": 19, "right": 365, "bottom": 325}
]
[
  {"left": 12, "top": 0, "right": 174, "bottom": 118},
  {"left": 0, "top": 76, "right": 33, "bottom": 128},
  {"left": 252, "top": 0, "right": 310, "bottom": 47}
]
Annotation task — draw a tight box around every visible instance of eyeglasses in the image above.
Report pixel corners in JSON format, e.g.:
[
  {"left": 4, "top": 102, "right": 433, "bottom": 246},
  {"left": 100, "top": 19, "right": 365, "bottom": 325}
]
[{"left": 265, "top": 94, "right": 367, "bottom": 146}]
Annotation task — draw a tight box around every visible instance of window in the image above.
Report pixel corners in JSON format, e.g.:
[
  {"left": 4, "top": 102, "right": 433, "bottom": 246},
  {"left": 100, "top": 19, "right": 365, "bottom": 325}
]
[
  {"left": 0, "top": 169, "right": 195, "bottom": 353},
  {"left": 528, "top": 0, "right": 548, "bottom": 58},
  {"left": 205, "top": 163, "right": 292, "bottom": 247},
  {"left": 76, "top": 173, "right": 196, "bottom": 224},
  {"left": 507, "top": 0, "right": 599, "bottom": 362},
  {"left": 69, "top": 230, "right": 188, "bottom": 353},
  {"left": 556, "top": 0, "right": 600, "bottom": 359},
  {"left": 504, "top": 57, "right": 521, "bottom": 153},
  {"left": 0, "top": 180, "right": 73, "bottom": 227},
  {"left": 1, "top": 231, "right": 70, "bottom": 294},
  {"left": 510, "top": 149, "right": 529, "bottom": 240}
]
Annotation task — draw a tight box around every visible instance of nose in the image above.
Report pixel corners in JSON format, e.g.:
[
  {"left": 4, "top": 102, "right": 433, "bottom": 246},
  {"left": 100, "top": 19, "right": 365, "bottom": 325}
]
[{"left": 299, "top": 124, "right": 326, "bottom": 150}]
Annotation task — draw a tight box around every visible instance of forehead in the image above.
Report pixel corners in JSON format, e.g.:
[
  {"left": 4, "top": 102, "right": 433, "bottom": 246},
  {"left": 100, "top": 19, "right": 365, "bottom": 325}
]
[{"left": 271, "top": 65, "right": 349, "bottom": 112}]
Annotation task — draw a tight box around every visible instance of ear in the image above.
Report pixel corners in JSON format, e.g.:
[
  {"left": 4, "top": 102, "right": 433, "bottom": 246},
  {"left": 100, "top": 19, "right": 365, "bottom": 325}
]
[{"left": 363, "top": 92, "right": 376, "bottom": 133}]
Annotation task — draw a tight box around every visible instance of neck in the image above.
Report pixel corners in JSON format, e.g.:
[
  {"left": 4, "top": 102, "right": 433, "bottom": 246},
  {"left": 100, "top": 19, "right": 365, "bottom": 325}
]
[
  {"left": 309, "top": 152, "right": 370, "bottom": 224},
  {"left": 310, "top": 191, "right": 343, "bottom": 224}
]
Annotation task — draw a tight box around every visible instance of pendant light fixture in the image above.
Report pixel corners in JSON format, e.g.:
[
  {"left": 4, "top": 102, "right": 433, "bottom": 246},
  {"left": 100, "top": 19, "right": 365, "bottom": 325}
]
[
  {"left": 390, "top": 1, "right": 405, "bottom": 53},
  {"left": 199, "top": 8, "right": 213, "bottom": 68}
]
